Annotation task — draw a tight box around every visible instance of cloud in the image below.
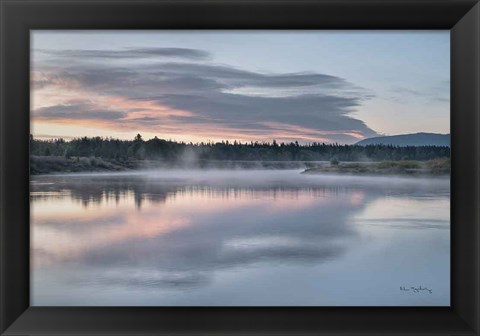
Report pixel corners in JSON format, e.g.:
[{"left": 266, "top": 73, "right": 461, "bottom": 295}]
[
  {"left": 32, "top": 48, "right": 378, "bottom": 143},
  {"left": 37, "top": 47, "right": 211, "bottom": 61},
  {"left": 35, "top": 103, "right": 127, "bottom": 121},
  {"left": 388, "top": 81, "right": 450, "bottom": 104},
  {"left": 153, "top": 62, "right": 351, "bottom": 89}
]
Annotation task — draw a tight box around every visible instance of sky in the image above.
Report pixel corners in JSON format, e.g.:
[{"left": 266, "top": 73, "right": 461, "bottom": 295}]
[{"left": 31, "top": 30, "right": 450, "bottom": 144}]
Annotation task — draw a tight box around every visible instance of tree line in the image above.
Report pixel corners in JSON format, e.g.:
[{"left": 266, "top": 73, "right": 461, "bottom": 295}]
[{"left": 30, "top": 134, "right": 451, "bottom": 162}]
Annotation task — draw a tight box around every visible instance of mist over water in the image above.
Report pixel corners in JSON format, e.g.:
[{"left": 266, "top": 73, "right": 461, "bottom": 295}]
[{"left": 30, "top": 170, "right": 450, "bottom": 306}]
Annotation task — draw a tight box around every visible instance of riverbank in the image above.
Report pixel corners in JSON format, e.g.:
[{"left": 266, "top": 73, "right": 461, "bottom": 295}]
[
  {"left": 30, "top": 156, "right": 320, "bottom": 175},
  {"left": 30, "top": 156, "right": 138, "bottom": 175},
  {"left": 302, "top": 159, "right": 450, "bottom": 177},
  {"left": 30, "top": 156, "right": 450, "bottom": 176}
]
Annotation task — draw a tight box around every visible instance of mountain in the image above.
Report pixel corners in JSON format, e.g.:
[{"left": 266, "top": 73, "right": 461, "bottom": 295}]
[{"left": 355, "top": 132, "right": 450, "bottom": 147}]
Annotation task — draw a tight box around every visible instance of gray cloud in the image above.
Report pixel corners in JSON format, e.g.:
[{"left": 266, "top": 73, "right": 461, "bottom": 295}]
[
  {"left": 35, "top": 103, "right": 126, "bottom": 121},
  {"left": 154, "top": 62, "right": 351, "bottom": 89},
  {"left": 33, "top": 49, "right": 378, "bottom": 143},
  {"left": 31, "top": 79, "right": 52, "bottom": 90},
  {"left": 160, "top": 92, "right": 366, "bottom": 129},
  {"left": 37, "top": 47, "right": 211, "bottom": 61},
  {"left": 389, "top": 81, "right": 450, "bottom": 104}
]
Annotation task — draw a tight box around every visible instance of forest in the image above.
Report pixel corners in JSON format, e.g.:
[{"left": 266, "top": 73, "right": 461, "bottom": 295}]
[{"left": 30, "top": 134, "right": 450, "bottom": 162}]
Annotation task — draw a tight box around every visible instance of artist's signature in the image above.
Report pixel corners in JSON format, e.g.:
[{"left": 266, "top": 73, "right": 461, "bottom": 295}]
[{"left": 400, "top": 286, "right": 432, "bottom": 294}]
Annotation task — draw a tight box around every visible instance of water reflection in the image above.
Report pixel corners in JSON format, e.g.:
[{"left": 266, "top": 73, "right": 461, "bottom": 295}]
[{"left": 30, "top": 170, "right": 450, "bottom": 306}]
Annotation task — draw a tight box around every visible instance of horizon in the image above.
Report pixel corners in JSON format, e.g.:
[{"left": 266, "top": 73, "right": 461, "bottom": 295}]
[
  {"left": 30, "top": 132, "right": 451, "bottom": 148},
  {"left": 31, "top": 30, "right": 450, "bottom": 145}
]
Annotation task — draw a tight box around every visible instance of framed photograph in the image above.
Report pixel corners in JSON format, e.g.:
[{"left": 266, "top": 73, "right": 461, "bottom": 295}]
[{"left": 1, "top": 0, "right": 479, "bottom": 335}]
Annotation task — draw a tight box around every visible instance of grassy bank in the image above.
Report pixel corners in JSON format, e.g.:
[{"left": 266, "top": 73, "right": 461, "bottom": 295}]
[
  {"left": 30, "top": 156, "right": 450, "bottom": 176},
  {"left": 30, "top": 156, "right": 320, "bottom": 175},
  {"left": 30, "top": 156, "right": 139, "bottom": 175},
  {"left": 302, "top": 158, "right": 450, "bottom": 177}
]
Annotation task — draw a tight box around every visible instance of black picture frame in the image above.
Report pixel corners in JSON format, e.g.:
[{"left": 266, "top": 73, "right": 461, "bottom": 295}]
[{"left": 1, "top": 0, "right": 479, "bottom": 335}]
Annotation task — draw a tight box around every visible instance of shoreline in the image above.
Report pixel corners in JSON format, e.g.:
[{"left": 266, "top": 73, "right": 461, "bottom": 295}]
[
  {"left": 30, "top": 156, "right": 450, "bottom": 178},
  {"left": 30, "top": 156, "right": 319, "bottom": 175},
  {"left": 301, "top": 159, "right": 450, "bottom": 177}
]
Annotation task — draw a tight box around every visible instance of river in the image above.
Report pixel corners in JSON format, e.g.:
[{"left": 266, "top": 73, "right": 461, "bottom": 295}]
[{"left": 30, "top": 170, "right": 450, "bottom": 306}]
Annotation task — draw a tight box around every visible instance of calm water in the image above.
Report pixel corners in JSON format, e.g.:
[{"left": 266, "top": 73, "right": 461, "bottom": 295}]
[{"left": 30, "top": 170, "right": 450, "bottom": 306}]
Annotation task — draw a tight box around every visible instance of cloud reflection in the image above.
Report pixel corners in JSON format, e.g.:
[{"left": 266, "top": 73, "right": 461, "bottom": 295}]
[{"left": 31, "top": 172, "right": 449, "bottom": 290}]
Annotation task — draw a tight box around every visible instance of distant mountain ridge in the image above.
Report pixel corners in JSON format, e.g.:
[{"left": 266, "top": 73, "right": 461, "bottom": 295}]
[{"left": 355, "top": 132, "right": 450, "bottom": 147}]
